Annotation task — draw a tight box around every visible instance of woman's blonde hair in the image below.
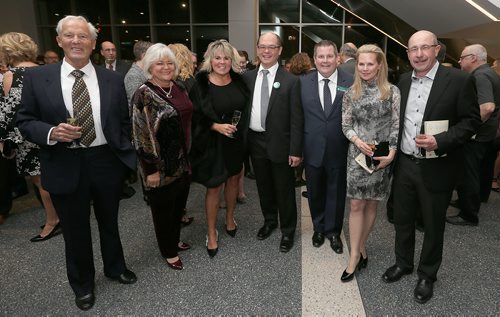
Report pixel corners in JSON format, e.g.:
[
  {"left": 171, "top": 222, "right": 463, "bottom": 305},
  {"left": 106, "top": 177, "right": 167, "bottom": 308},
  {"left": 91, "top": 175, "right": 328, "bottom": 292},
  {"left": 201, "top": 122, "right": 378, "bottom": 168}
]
[
  {"left": 351, "top": 44, "right": 390, "bottom": 100},
  {"left": 168, "top": 43, "right": 194, "bottom": 80},
  {"left": 0, "top": 32, "right": 38, "bottom": 66},
  {"left": 200, "top": 39, "right": 240, "bottom": 73}
]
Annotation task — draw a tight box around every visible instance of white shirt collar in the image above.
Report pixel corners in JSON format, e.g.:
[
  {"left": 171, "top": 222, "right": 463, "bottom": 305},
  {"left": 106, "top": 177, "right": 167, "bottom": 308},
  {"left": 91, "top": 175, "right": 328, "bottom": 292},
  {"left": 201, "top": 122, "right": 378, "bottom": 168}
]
[
  {"left": 318, "top": 69, "right": 338, "bottom": 84},
  {"left": 412, "top": 60, "right": 439, "bottom": 80},
  {"left": 61, "top": 58, "right": 94, "bottom": 78},
  {"left": 258, "top": 62, "right": 279, "bottom": 76}
]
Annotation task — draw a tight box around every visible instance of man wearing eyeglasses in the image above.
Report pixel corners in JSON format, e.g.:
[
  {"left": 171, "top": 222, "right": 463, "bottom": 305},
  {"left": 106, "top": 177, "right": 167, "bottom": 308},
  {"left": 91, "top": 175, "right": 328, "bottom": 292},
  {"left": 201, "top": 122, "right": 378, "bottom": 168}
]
[
  {"left": 100, "top": 41, "right": 131, "bottom": 76},
  {"left": 243, "top": 32, "right": 303, "bottom": 253},
  {"left": 382, "top": 30, "right": 480, "bottom": 304},
  {"left": 447, "top": 44, "right": 500, "bottom": 226}
]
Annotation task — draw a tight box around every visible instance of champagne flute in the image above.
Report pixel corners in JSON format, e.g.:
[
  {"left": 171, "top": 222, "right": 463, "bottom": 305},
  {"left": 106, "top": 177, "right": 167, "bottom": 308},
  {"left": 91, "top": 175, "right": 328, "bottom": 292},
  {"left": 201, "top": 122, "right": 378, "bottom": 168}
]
[
  {"left": 228, "top": 110, "right": 242, "bottom": 139},
  {"left": 365, "top": 139, "right": 377, "bottom": 168},
  {"left": 66, "top": 114, "right": 82, "bottom": 149}
]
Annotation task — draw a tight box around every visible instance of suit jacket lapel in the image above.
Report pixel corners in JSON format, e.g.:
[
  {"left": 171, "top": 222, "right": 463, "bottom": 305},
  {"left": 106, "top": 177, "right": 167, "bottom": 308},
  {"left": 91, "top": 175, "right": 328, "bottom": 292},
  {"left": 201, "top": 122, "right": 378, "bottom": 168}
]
[
  {"left": 310, "top": 72, "right": 323, "bottom": 116},
  {"left": 95, "top": 65, "right": 110, "bottom": 129},
  {"left": 45, "top": 63, "right": 67, "bottom": 122},
  {"left": 399, "top": 74, "right": 411, "bottom": 123},
  {"left": 423, "top": 65, "right": 449, "bottom": 122},
  {"left": 267, "top": 66, "right": 284, "bottom": 115}
]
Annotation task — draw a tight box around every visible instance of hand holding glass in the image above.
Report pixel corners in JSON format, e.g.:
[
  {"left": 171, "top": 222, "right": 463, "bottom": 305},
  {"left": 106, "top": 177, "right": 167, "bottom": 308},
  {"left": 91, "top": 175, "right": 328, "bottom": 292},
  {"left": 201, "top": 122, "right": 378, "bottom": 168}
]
[
  {"left": 227, "top": 110, "right": 241, "bottom": 139},
  {"left": 66, "top": 116, "right": 82, "bottom": 148}
]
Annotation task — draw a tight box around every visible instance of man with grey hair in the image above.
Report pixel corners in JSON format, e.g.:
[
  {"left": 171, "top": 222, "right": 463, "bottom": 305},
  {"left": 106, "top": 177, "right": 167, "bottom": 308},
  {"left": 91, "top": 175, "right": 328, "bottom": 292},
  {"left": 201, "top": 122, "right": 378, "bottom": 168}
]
[
  {"left": 17, "top": 15, "right": 137, "bottom": 310},
  {"left": 338, "top": 42, "right": 357, "bottom": 75},
  {"left": 124, "top": 40, "right": 153, "bottom": 104},
  {"left": 447, "top": 44, "right": 500, "bottom": 226}
]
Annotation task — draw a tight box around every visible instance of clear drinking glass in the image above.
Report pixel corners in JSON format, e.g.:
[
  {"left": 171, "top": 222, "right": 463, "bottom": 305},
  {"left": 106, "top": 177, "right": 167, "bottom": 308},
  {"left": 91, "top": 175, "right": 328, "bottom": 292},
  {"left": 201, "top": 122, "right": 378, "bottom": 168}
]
[
  {"left": 66, "top": 116, "right": 82, "bottom": 149},
  {"left": 228, "top": 110, "right": 242, "bottom": 139}
]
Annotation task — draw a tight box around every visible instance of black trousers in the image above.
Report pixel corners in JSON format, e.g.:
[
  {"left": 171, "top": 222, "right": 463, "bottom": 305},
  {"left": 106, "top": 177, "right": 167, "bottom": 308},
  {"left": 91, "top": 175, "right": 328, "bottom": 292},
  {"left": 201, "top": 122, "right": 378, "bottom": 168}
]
[
  {"left": 249, "top": 131, "right": 297, "bottom": 236},
  {"left": 50, "top": 145, "right": 128, "bottom": 296},
  {"left": 146, "top": 175, "right": 188, "bottom": 259},
  {"left": 0, "top": 156, "right": 14, "bottom": 216},
  {"left": 456, "top": 141, "right": 491, "bottom": 223},
  {"left": 393, "top": 154, "right": 452, "bottom": 281},
  {"left": 305, "top": 163, "right": 346, "bottom": 237}
]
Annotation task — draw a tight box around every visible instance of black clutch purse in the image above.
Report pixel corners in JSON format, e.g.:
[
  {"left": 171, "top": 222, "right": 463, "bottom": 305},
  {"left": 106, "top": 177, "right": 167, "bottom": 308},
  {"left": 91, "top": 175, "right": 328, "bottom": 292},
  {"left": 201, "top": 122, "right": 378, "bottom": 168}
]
[{"left": 365, "top": 141, "right": 389, "bottom": 167}]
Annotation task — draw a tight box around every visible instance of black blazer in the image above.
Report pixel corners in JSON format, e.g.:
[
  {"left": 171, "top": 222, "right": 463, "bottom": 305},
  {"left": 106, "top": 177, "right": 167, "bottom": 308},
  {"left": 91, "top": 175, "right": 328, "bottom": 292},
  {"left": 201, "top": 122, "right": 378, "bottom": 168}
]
[
  {"left": 300, "top": 69, "right": 353, "bottom": 168},
  {"left": 17, "top": 62, "right": 136, "bottom": 194},
  {"left": 396, "top": 64, "right": 481, "bottom": 191},
  {"left": 243, "top": 66, "right": 304, "bottom": 162}
]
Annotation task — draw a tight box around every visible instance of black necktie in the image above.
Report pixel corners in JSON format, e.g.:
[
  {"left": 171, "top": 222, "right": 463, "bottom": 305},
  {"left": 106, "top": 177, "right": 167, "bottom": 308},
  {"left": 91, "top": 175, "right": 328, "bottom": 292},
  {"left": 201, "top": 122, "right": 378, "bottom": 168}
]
[
  {"left": 323, "top": 78, "right": 333, "bottom": 115},
  {"left": 71, "top": 70, "right": 96, "bottom": 146}
]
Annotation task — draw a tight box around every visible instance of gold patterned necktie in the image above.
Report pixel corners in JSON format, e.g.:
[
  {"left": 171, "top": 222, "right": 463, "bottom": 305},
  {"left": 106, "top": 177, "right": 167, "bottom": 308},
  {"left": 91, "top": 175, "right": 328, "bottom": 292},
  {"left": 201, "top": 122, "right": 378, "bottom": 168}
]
[{"left": 71, "top": 70, "right": 96, "bottom": 147}]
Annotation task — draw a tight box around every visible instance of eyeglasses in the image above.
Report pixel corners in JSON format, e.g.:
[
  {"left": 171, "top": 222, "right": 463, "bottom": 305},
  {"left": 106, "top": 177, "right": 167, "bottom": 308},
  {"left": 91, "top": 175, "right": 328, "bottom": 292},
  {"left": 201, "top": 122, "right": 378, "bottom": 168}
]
[
  {"left": 407, "top": 44, "right": 438, "bottom": 54},
  {"left": 257, "top": 45, "right": 281, "bottom": 50},
  {"left": 458, "top": 54, "right": 474, "bottom": 62}
]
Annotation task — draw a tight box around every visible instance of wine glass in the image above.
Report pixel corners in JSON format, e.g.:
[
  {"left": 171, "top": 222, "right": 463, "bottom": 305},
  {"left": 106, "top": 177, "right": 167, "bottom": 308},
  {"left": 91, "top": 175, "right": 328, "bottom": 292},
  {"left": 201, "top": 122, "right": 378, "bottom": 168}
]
[
  {"left": 365, "top": 139, "right": 377, "bottom": 168},
  {"left": 66, "top": 115, "right": 82, "bottom": 149},
  {"left": 228, "top": 110, "right": 242, "bottom": 139},
  {"left": 415, "top": 123, "right": 425, "bottom": 157}
]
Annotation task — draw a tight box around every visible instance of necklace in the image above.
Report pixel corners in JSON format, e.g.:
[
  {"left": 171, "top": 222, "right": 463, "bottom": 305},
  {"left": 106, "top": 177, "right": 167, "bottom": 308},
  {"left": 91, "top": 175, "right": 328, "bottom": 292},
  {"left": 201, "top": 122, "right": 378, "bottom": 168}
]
[{"left": 152, "top": 79, "right": 173, "bottom": 98}]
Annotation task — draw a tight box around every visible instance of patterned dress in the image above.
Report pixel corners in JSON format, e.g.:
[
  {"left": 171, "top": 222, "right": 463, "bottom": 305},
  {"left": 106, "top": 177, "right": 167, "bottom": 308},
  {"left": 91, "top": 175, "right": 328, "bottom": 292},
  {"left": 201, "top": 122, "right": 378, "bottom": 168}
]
[
  {"left": 0, "top": 67, "right": 40, "bottom": 176},
  {"left": 342, "top": 81, "right": 400, "bottom": 200}
]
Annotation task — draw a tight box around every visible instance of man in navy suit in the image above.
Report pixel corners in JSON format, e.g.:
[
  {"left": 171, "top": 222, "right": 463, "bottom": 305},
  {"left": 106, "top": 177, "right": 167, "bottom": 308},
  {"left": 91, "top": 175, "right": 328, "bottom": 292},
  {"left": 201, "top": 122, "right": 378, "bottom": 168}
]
[
  {"left": 17, "top": 15, "right": 137, "bottom": 311},
  {"left": 100, "top": 41, "right": 131, "bottom": 76},
  {"left": 300, "top": 40, "right": 353, "bottom": 253},
  {"left": 243, "top": 32, "right": 303, "bottom": 252}
]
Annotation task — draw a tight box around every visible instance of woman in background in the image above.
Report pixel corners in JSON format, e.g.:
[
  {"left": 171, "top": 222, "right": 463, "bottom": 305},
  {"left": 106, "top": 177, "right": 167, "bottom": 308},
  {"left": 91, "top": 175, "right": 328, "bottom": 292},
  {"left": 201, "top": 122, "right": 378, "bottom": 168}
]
[
  {"left": 131, "top": 44, "right": 192, "bottom": 270},
  {"left": 341, "top": 44, "right": 400, "bottom": 282},
  {"left": 190, "top": 40, "right": 249, "bottom": 257},
  {"left": 0, "top": 32, "right": 60, "bottom": 241}
]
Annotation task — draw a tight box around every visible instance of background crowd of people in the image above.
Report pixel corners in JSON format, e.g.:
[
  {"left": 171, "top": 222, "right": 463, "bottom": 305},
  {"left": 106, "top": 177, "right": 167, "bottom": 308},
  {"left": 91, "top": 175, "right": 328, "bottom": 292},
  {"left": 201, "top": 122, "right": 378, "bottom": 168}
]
[{"left": 1, "top": 14, "right": 498, "bottom": 311}]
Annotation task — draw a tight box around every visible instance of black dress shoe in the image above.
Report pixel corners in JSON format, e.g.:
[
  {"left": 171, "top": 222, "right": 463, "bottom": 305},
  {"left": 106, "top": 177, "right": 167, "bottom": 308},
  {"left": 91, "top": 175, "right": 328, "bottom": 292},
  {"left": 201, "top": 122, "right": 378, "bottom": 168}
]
[
  {"left": 301, "top": 191, "right": 308, "bottom": 198},
  {"left": 206, "top": 231, "right": 219, "bottom": 257},
  {"left": 280, "top": 235, "right": 294, "bottom": 253},
  {"left": 109, "top": 269, "right": 137, "bottom": 284},
  {"left": 257, "top": 224, "right": 277, "bottom": 240},
  {"left": 340, "top": 268, "right": 356, "bottom": 282},
  {"left": 446, "top": 215, "right": 478, "bottom": 226},
  {"left": 75, "top": 292, "right": 95, "bottom": 311},
  {"left": 30, "top": 223, "right": 62, "bottom": 242},
  {"left": 329, "top": 235, "right": 343, "bottom": 254},
  {"left": 312, "top": 232, "right": 325, "bottom": 247},
  {"left": 382, "top": 264, "right": 412, "bottom": 283},
  {"left": 414, "top": 278, "right": 434, "bottom": 304}
]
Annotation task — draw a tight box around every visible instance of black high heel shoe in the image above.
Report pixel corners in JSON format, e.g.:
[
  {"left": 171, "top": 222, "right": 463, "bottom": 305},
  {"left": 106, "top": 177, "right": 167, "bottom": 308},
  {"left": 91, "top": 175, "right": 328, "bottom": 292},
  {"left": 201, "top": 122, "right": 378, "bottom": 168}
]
[
  {"left": 358, "top": 254, "right": 368, "bottom": 270},
  {"left": 206, "top": 230, "right": 219, "bottom": 257},
  {"left": 226, "top": 220, "right": 238, "bottom": 237},
  {"left": 341, "top": 267, "right": 356, "bottom": 282},
  {"left": 30, "top": 223, "right": 62, "bottom": 242}
]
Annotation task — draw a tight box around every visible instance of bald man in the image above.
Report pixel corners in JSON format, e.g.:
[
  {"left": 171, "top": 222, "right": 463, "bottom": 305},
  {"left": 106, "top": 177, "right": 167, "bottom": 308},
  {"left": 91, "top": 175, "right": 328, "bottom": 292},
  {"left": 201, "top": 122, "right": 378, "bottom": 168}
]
[
  {"left": 100, "top": 41, "right": 131, "bottom": 75},
  {"left": 382, "top": 30, "right": 480, "bottom": 304},
  {"left": 338, "top": 42, "right": 357, "bottom": 75}
]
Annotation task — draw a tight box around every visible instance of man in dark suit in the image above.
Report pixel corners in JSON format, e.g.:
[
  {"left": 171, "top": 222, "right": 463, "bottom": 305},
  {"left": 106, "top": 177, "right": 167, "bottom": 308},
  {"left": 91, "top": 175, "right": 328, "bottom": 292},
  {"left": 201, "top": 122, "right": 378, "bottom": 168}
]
[
  {"left": 447, "top": 44, "right": 500, "bottom": 226},
  {"left": 381, "top": 30, "right": 480, "bottom": 304},
  {"left": 300, "top": 40, "right": 353, "bottom": 253},
  {"left": 17, "top": 15, "right": 137, "bottom": 311},
  {"left": 100, "top": 41, "right": 131, "bottom": 75},
  {"left": 243, "top": 32, "right": 303, "bottom": 252},
  {"left": 338, "top": 43, "right": 357, "bottom": 75}
]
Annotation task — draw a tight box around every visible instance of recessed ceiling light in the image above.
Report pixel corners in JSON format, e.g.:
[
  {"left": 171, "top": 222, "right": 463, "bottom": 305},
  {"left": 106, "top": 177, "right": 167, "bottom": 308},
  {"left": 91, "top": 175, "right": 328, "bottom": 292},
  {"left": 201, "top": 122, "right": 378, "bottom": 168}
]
[
  {"left": 121, "top": 20, "right": 126, "bottom": 24},
  {"left": 465, "top": 0, "right": 499, "bottom": 21}
]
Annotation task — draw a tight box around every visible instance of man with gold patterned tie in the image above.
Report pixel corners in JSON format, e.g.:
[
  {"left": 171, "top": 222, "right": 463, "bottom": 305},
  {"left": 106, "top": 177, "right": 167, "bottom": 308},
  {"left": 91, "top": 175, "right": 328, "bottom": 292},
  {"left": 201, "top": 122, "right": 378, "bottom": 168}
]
[
  {"left": 17, "top": 15, "right": 137, "bottom": 311},
  {"left": 100, "top": 40, "right": 131, "bottom": 75}
]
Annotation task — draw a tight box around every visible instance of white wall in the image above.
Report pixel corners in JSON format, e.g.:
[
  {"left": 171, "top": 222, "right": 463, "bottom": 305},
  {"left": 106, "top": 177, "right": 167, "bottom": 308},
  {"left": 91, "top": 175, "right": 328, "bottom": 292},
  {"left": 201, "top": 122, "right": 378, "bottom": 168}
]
[{"left": 228, "top": 0, "right": 258, "bottom": 61}]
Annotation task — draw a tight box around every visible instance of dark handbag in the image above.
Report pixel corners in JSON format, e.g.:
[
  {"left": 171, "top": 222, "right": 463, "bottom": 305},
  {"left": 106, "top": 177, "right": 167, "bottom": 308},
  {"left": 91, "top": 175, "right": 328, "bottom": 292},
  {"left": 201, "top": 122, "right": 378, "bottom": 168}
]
[{"left": 365, "top": 141, "right": 389, "bottom": 167}]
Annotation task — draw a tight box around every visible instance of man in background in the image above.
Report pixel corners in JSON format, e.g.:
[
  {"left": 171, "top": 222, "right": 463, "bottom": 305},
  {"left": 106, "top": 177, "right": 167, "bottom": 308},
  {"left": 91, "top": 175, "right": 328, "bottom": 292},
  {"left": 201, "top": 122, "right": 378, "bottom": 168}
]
[
  {"left": 43, "top": 50, "right": 60, "bottom": 64},
  {"left": 338, "top": 42, "right": 357, "bottom": 75},
  {"left": 100, "top": 41, "right": 131, "bottom": 75}
]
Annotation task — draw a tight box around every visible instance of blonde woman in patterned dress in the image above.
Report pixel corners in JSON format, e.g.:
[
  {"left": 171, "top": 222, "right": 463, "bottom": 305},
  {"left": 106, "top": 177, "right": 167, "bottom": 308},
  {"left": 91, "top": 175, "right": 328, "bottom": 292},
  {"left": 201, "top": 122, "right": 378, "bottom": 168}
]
[
  {"left": 340, "top": 44, "right": 400, "bottom": 282},
  {"left": 0, "top": 32, "right": 60, "bottom": 241}
]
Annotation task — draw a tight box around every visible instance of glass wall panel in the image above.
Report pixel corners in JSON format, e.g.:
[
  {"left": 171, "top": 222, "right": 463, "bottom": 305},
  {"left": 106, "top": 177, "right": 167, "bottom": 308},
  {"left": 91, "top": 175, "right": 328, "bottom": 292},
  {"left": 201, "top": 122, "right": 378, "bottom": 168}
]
[
  {"left": 117, "top": 27, "right": 151, "bottom": 61},
  {"left": 113, "top": 0, "right": 149, "bottom": 24},
  {"left": 344, "top": 25, "right": 384, "bottom": 48},
  {"left": 260, "top": 0, "right": 300, "bottom": 23},
  {"left": 386, "top": 38, "right": 411, "bottom": 84},
  {"left": 192, "top": 26, "right": 229, "bottom": 58},
  {"left": 36, "top": 0, "right": 71, "bottom": 25},
  {"left": 302, "top": 0, "right": 343, "bottom": 24},
  {"left": 75, "top": 0, "right": 111, "bottom": 24},
  {"left": 152, "top": 0, "right": 190, "bottom": 24},
  {"left": 259, "top": 26, "right": 299, "bottom": 65},
  {"left": 301, "top": 26, "right": 343, "bottom": 57},
  {"left": 156, "top": 26, "right": 191, "bottom": 46},
  {"left": 192, "top": 0, "right": 228, "bottom": 23}
]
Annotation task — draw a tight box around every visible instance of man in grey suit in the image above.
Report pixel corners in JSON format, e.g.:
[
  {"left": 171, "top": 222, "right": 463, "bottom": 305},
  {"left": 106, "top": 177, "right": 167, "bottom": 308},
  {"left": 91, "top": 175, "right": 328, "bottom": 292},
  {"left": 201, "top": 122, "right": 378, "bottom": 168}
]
[
  {"left": 338, "top": 42, "right": 357, "bottom": 75},
  {"left": 243, "top": 32, "right": 304, "bottom": 252},
  {"left": 17, "top": 15, "right": 137, "bottom": 311},
  {"left": 300, "top": 40, "right": 353, "bottom": 253},
  {"left": 382, "top": 30, "right": 480, "bottom": 304}
]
